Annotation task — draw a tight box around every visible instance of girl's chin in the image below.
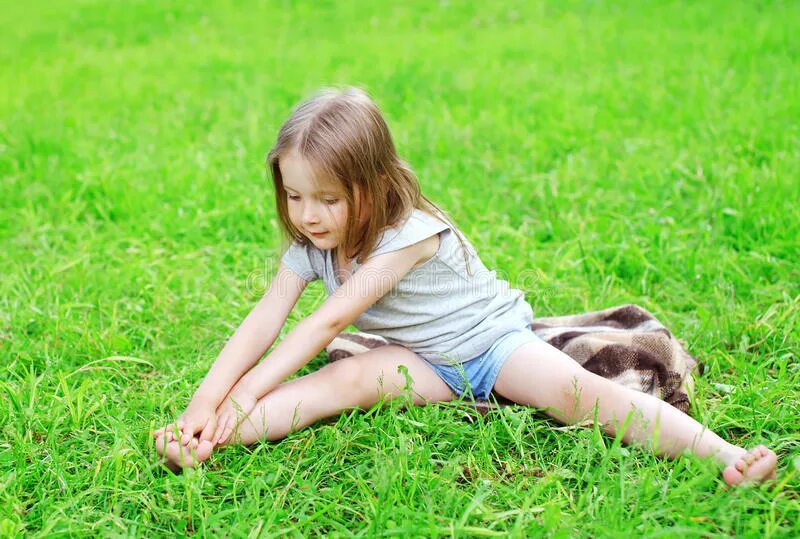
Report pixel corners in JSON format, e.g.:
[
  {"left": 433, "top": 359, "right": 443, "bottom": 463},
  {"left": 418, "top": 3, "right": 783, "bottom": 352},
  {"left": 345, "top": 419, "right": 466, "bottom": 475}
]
[{"left": 308, "top": 235, "right": 336, "bottom": 247}]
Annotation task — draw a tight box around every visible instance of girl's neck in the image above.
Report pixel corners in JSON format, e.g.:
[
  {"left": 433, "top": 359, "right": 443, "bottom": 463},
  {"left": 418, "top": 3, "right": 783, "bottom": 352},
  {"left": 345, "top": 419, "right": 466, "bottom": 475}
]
[{"left": 334, "top": 245, "right": 353, "bottom": 266}]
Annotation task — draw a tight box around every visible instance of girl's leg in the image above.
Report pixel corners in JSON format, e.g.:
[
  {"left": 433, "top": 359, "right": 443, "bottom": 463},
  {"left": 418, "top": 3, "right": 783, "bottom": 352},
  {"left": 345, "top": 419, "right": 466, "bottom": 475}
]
[
  {"left": 157, "top": 345, "right": 454, "bottom": 468},
  {"left": 229, "top": 344, "right": 455, "bottom": 445},
  {"left": 492, "top": 339, "right": 777, "bottom": 485}
]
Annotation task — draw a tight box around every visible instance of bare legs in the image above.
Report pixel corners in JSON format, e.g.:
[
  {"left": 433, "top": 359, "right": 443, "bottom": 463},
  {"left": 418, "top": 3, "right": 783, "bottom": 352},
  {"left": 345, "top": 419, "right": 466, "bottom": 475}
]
[
  {"left": 156, "top": 339, "right": 777, "bottom": 485},
  {"left": 222, "top": 345, "right": 454, "bottom": 446},
  {"left": 492, "top": 338, "right": 777, "bottom": 485},
  {"left": 155, "top": 345, "right": 454, "bottom": 469}
]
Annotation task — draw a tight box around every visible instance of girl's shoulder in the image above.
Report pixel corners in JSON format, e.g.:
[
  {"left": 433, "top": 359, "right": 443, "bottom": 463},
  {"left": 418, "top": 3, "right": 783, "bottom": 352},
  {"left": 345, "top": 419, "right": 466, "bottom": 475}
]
[
  {"left": 280, "top": 238, "right": 325, "bottom": 282},
  {"left": 367, "top": 209, "right": 451, "bottom": 259}
]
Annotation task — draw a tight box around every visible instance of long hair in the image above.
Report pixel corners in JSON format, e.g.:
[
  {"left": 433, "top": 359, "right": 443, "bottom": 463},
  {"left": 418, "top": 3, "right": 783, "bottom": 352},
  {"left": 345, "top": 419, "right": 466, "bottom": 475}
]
[{"left": 267, "top": 86, "right": 473, "bottom": 273}]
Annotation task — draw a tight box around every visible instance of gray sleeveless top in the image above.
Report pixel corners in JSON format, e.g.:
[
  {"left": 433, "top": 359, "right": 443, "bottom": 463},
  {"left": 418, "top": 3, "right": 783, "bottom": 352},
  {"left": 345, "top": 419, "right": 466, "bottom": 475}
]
[{"left": 280, "top": 208, "right": 533, "bottom": 365}]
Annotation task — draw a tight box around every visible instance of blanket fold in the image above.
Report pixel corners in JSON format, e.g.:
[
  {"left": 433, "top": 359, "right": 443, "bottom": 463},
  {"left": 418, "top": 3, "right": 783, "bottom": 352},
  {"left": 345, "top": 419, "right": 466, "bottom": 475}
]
[{"left": 326, "top": 304, "right": 699, "bottom": 415}]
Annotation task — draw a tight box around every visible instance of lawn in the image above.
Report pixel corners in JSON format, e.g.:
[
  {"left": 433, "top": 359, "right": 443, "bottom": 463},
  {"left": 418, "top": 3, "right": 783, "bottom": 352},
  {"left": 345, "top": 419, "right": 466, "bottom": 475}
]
[{"left": 1, "top": 0, "right": 798, "bottom": 536}]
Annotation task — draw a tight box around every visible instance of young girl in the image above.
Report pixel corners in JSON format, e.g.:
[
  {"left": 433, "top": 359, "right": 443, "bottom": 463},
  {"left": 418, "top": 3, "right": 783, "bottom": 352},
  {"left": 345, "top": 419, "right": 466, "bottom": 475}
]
[{"left": 153, "top": 87, "right": 777, "bottom": 485}]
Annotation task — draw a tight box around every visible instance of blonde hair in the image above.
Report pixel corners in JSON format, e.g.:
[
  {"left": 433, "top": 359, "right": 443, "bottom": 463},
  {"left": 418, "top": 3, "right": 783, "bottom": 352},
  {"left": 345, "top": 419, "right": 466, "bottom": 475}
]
[{"left": 267, "top": 86, "right": 472, "bottom": 273}]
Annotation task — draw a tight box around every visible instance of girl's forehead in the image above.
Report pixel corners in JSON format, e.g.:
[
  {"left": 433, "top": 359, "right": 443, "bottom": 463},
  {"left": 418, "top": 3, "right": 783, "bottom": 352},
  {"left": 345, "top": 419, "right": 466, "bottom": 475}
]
[
  {"left": 281, "top": 152, "right": 345, "bottom": 193},
  {"left": 285, "top": 173, "right": 344, "bottom": 195}
]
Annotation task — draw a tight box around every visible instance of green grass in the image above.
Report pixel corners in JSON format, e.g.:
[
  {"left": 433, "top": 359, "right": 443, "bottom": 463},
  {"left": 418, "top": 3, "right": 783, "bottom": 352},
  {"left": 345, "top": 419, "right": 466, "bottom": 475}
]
[{"left": 2, "top": 0, "right": 799, "bottom": 536}]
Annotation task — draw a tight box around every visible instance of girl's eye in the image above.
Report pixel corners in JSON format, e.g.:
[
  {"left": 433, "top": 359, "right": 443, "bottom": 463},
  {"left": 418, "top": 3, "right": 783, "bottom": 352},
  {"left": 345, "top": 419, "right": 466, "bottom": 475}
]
[
  {"left": 287, "top": 194, "right": 300, "bottom": 201},
  {"left": 324, "top": 199, "right": 338, "bottom": 206}
]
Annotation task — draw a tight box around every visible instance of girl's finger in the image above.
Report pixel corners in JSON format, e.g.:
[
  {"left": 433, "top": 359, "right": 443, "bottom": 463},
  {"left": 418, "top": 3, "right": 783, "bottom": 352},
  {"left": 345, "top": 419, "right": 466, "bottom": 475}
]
[
  {"left": 221, "top": 424, "right": 234, "bottom": 446},
  {"left": 199, "top": 418, "right": 216, "bottom": 443},
  {"left": 220, "top": 417, "right": 237, "bottom": 446},
  {"left": 210, "top": 417, "right": 223, "bottom": 444},
  {"left": 181, "top": 423, "right": 197, "bottom": 445},
  {"left": 216, "top": 416, "right": 232, "bottom": 445},
  {"left": 155, "top": 422, "right": 179, "bottom": 437},
  {"left": 218, "top": 427, "right": 229, "bottom": 446},
  {"left": 213, "top": 417, "right": 226, "bottom": 445},
  {"left": 210, "top": 425, "right": 222, "bottom": 447}
]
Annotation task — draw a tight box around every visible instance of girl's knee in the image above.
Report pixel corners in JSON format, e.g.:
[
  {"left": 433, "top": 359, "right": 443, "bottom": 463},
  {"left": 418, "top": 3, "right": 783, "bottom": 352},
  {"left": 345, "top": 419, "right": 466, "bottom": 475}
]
[{"left": 320, "top": 357, "right": 368, "bottom": 400}]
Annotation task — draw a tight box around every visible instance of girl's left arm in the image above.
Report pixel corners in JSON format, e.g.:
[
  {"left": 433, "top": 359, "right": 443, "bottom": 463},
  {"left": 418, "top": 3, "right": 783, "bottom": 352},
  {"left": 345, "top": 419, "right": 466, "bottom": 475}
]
[{"left": 212, "top": 238, "right": 434, "bottom": 444}]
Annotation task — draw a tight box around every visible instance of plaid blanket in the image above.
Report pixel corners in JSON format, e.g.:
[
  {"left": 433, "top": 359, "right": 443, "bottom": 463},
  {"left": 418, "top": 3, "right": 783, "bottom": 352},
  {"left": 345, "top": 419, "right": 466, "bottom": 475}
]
[{"left": 325, "top": 304, "right": 699, "bottom": 415}]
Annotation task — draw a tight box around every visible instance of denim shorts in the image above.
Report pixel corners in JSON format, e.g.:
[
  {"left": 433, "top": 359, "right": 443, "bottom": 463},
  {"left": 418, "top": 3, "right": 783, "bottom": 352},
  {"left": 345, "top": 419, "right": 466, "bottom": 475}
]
[{"left": 423, "top": 328, "right": 543, "bottom": 401}]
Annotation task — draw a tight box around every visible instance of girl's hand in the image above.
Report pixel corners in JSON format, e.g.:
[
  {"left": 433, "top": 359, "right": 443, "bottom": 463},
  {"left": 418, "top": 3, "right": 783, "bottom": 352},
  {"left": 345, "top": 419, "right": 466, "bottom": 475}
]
[
  {"left": 212, "top": 388, "right": 258, "bottom": 446},
  {"left": 153, "top": 399, "right": 218, "bottom": 446}
]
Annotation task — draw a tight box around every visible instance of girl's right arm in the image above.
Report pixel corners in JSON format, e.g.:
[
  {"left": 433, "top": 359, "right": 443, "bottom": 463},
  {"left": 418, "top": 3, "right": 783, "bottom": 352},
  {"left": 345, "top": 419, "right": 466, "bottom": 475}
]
[{"left": 160, "top": 264, "right": 309, "bottom": 443}]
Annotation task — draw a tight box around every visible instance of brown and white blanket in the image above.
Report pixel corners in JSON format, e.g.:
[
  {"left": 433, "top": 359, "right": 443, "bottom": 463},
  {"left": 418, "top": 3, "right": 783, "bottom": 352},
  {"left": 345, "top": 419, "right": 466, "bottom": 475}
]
[{"left": 325, "top": 304, "right": 699, "bottom": 415}]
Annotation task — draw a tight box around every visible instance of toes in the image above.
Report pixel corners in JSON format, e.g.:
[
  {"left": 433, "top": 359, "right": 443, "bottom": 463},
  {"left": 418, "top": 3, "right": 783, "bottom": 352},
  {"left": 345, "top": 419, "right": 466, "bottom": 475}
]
[
  {"left": 155, "top": 432, "right": 215, "bottom": 471},
  {"left": 169, "top": 445, "right": 196, "bottom": 469},
  {"left": 747, "top": 452, "right": 777, "bottom": 482},
  {"left": 154, "top": 436, "right": 168, "bottom": 457},
  {"left": 725, "top": 446, "right": 778, "bottom": 485},
  {"left": 158, "top": 440, "right": 199, "bottom": 471},
  {"left": 196, "top": 440, "right": 214, "bottom": 462},
  {"left": 723, "top": 465, "right": 744, "bottom": 486}
]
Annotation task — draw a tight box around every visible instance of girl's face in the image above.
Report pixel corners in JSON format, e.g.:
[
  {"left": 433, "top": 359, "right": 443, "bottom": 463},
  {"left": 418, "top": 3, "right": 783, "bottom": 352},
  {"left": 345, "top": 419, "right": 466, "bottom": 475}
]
[{"left": 280, "top": 150, "right": 368, "bottom": 251}]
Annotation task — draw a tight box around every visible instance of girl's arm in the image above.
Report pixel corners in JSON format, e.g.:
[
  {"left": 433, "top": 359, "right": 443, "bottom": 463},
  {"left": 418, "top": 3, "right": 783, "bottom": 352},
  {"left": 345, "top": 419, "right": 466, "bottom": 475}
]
[
  {"left": 166, "top": 264, "right": 308, "bottom": 443},
  {"left": 212, "top": 237, "right": 437, "bottom": 444},
  {"left": 191, "top": 264, "right": 308, "bottom": 406}
]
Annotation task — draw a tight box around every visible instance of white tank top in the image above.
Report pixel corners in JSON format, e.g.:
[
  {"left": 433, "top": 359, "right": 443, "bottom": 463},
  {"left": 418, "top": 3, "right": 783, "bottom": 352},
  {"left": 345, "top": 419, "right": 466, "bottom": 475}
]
[{"left": 281, "top": 208, "right": 533, "bottom": 364}]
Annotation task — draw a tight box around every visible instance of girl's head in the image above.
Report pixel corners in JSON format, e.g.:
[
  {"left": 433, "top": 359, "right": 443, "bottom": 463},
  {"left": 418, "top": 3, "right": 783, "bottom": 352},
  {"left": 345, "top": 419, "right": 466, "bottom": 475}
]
[{"left": 268, "top": 86, "right": 470, "bottom": 270}]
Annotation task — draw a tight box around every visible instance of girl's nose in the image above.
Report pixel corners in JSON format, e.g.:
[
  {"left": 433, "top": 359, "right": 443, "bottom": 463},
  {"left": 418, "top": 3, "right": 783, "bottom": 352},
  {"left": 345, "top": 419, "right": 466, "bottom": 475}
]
[{"left": 302, "top": 203, "right": 320, "bottom": 225}]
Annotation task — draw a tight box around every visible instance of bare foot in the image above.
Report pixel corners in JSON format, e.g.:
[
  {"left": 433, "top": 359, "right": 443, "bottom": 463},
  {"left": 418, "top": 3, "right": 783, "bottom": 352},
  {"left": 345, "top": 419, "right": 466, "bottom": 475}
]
[
  {"left": 154, "top": 435, "right": 214, "bottom": 472},
  {"left": 722, "top": 445, "right": 778, "bottom": 486}
]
